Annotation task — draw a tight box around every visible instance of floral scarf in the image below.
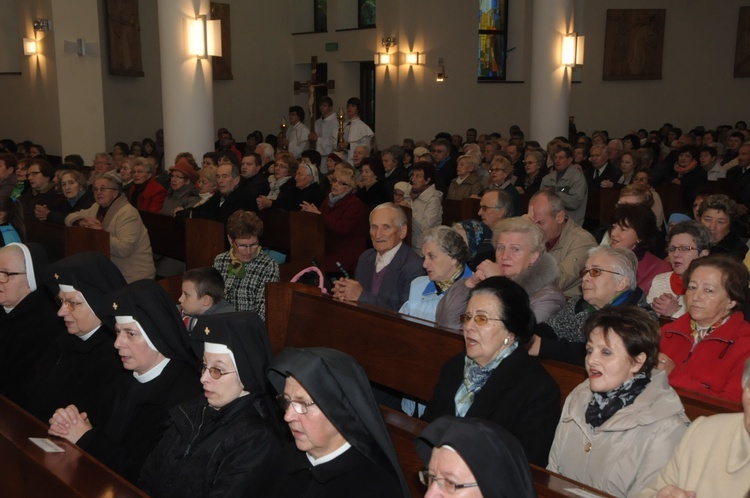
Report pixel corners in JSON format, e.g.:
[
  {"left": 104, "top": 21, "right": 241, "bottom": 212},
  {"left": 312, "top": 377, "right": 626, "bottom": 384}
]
[
  {"left": 454, "top": 342, "right": 518, "bottom": 417},
  {"left": 585, "top": 372, "right": 650, "bottom": 428}
]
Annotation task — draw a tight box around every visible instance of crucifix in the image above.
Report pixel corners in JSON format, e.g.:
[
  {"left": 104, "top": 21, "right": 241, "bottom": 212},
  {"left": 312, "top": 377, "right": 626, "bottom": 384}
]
[{"left": 293, "top": 56, "right": 335, "bottom": 149}]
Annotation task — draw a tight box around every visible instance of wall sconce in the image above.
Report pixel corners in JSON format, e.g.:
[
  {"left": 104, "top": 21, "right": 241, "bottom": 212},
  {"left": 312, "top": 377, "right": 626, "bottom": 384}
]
[
  {"left": 404, "top": 52, "right": 422, "bottom": 65},
  {"left": 374, "top": 52, "right": 392, "bottom": 65},
  {"left": 375, "top": 36, "right": 397, "bottom": 66},
  {"left": 436, "top": 57, "right": 446, "bottom": 82},
  {"left": 23, "top": 38, "right": 38, "bottom": 56},
  {"left": 187, "top": 15, "right": 222, "bottom": 59},
  {"left": 562, "top": 33, "right": 584, "bottom": 67}
]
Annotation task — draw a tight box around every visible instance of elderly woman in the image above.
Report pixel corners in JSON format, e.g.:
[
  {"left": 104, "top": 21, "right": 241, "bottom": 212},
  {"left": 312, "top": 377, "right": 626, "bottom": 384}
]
[
  {"left": 268, "top": 347, "right": 409, "bottom": 498},
  {"left": 530, "top": 246, "right": 657, "bottom": 366},
  {"left": 129, "top": 157, "right": 167, "bottom": 213},
  {"left": 416, "top": 416, "right": 535, "bottom": 498},
  {"left": 66, "top": 172, "right": 155, "bottom": 283},
  {"left": 140, "top": 312, "right": 283, "bottom": 496},
  {"left": 48, "top": 280, "right": 201, "bottom": 483},
  {"left": 0, "top": 243, "right": 64, "bottom": 404},
  {"left": 120, "top": 156, "right": 135, "bottom": 195},
  {"left": 410, "top": 162, "right": 443, "bottom": 256},
  {"left": 638, "top": 359, "right": 750, "bottom": 497},
  {"left": 161, "top": 158, "right": 199, "bottom": 216},
  {"left": 35, "top": 169, "right": 94, "bottom": 224},
  {"left": 453, "top": 219, "right": 494, "bottom": 271},
  {"left": 699, "top": 194, "right": 748, "bottom": 260},
  {"left": 659, "top": 255, "right": 750, "bottom": 403},
  {"left": 356, "top": 157, "right": 390, "bottom": 206},
  {"left": 23, "top": 252, "right": 126, "bottom": 423},
  {"left": 515, "top": 150, "right": 544, "bottom": 196},
  {"left": 548, "top": 307, "right": 689, "bottom": 498},
  {"left": 608, "top": 203, "right": 670, "bottom": 295},
  {"left": 213, "top": 210, "right": 279, "bottom": 321},
  {"left": 393, "top": 181, "right": 412, "bottom": 207},
  {"left": 19, "top": 157, "right": 60, "bottom": 218},
  {"left": 302, "top": 167, "right": 367, "bottom": 274},
  {"left": 468, "top": 217, "right": 565, "bottom": 322},
  {"left": 257, "top": 152, "right": 297, "bottom": 210},
  {"left": 400, "top": 226, "right": 473, "bottom": 329},
  {"left": 291, "top": 161, "right": 326, "bottom": 208},
  {"left": 193, "top": 165, "right": 217, "bottom": 208},
  {"left": 485, "top": 155, "right": 521, "bottom": 216},
  {"left": 447, "top": 155, "right": 483, "bottom": 201},
  {"left": 423, "top": 277, "right": 561, "bottom": 466},
  {"left": 647, "top": 221, "right": 712, "bottom": 319}
]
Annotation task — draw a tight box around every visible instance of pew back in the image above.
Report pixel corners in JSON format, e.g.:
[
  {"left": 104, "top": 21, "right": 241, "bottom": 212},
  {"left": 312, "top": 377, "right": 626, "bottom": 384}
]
[
  {"left": 259, "top": 210, "right": 326, "bottom": 281},
  {"left": 26, "top": 218, "right": 110, "bottom": 262},
  {"left": 139, "top": 211, "right": 225, "bottom": 269}
]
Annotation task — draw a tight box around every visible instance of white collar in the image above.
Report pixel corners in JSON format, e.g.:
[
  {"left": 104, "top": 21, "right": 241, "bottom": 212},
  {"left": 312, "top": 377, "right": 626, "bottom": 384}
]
[
  {"left": 133, "top": 357, "right": 170, "bottom": 383},
  {"left": 78, "top": 324, "right": 102, "bottom": 341},
  {"left": 306, "top": 441, "right": 351, "bottom": 466}
]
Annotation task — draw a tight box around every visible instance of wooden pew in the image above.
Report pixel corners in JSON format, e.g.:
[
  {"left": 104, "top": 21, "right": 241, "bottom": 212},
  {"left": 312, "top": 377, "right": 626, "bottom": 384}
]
[
  {"left": 655, "top": 183, "right": 684, "bottom": 218},
  {"left": 139, "top": 211, "right": 225, "bottom": 269},
  {"left": 258, "top": 210, "right": 326, "bottom": 281},
  {"left": 25, "top": 218, "right": 110, "bottom": 262},
  {"left": 441, "top": 197, "right": 481, "bottom": 226},
  {"left": 265, "top": 282, "right": 741, "bottom": 419},
  {"left": 0, "top": 395, "right": 147, "bottom": 497}
]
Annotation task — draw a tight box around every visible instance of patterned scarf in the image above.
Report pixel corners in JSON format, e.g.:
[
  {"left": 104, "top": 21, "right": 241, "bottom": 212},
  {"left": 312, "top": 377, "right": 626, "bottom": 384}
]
[
  {"left": 227, "top": 247, "right": 247, "bottom": 279},
  {"left": 585, "top": 372, "right": 650, "bottom": 428},
  {"left": 690, "top": 315, "right": 729, "bottom": 343},
  {"left": 674, "top": 159, "right": 698, "bottom": 176},
  {"left": 434, "top": 265, "right": 465, "bottom": 295},
  {"left": 454, "top": 342, "right": 518, "bottom": 417}
]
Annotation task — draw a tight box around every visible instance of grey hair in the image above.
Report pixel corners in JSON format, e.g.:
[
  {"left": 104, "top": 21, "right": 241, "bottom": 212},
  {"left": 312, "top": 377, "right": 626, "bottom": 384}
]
[
  {"left": 491, "top": 217, "right": 545, "bottom": 254},
  {"left": 369, "top": 202, "right": 407, "bottom": 228},
  {"left": 530, "top": 190, "right": 565, "bottom": 216},
  {"left": 668, "top": 221, "right": 713, "bottom": 253},
  {"left": 133, "top": 156, "right": 154, "bottom": 174},
  {"left": 587, "top": 246, "right": 638, "bottom": 290},
  {"left": 524, "top": 150, "right": 544, "bottom": 167},
  {"left": 422, "top": 226, "right": 470, "bottom": 265},
  {"left": 457, "top": 154, "right": 479, "bottom": 170},
  {"left": 94, "top": 171, "right": 123, "bottom": 192},
  {"left": 257, "top": 143, "right": 275, "bottom": 161}
]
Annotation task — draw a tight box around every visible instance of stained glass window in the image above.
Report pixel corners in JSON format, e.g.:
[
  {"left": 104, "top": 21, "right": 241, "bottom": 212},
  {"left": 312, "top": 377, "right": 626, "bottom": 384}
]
[{"left": 478, "top": 0, "right": 508, "bottom": 81}]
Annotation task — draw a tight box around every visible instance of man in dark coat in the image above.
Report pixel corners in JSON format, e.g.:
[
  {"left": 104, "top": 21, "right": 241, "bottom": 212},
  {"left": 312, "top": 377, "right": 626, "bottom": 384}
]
[{"left": 177, "top": 163, "right": 253, "bottom": 224}]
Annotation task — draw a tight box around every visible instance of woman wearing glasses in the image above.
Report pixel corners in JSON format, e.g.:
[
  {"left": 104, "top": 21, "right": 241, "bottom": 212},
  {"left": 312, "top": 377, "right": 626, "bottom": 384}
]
[
  {"left": 646, "top": 221, "right": 712, "bottom": 319},
  {"left": 23, "top": 252, "right": 126, "bottom": 424},
  {"left": 268, "top": 347, "right": 409, "bottom": 498},
  {"left": 161, "top": 158, "right": 199, "bottom": 216},
  {"left": 484, "top": 155, "right": 521, "bottom": 217},
  {"left": 140, "top": 312, "right": 284, "bottom": 496},
  {"left": 212, "top": 210, "right": 279, "bottom": 321},
  {"left": 48, "top": 280, "right": 201, "bottom": 484},
  {"left": 548, "top": 307, "right": 689, "bottom": 498},
  {"left": 514, "top": 150, "right": 544, "bottom": 197},
  {"left": 423, "top": 276, "right": 560, "bottom": 467},
  {"left": 416, "top": 416, "right": 535, "bottom": 498},
  {"left": 65, "top": 172, "right": 155, "bottom": 283},
  {"left": 529, "top": 246, "right": 657, "bottom": 366},
  {"left": 658, "top": 255, "right": 750, "bottom": 403}
]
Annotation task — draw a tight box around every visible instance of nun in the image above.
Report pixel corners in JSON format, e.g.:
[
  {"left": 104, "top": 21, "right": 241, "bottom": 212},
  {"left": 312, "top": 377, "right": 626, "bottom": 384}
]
[
  {"left": 416, "top": 416, "right": 535, "bottom": 498},
  {"left": 23, "top": 251, "right": 127, "bottom": 423},
  {"left": 0, "top": 242, "right": 63, "bottom": 404},
  {"left": 268, "top": 347, "right": 410, "bottom": 498},
  {"left": 48, "top": 279, "right": 201, "bottom": 483},
  {"left": 140, "top": 312, "right": 285, "bottom": 497}
]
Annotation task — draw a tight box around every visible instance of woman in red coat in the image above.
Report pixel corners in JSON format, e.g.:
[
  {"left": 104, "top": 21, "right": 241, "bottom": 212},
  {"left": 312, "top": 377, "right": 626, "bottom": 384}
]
[
  {"left": 302, "top": 167, "right": 366, "bottom": 274},
  {"left": 129, "top": 157, "right": 166, "bottom": 213},
  {"left": 659, "top": 254, "right": 750, "bottom": 403}
]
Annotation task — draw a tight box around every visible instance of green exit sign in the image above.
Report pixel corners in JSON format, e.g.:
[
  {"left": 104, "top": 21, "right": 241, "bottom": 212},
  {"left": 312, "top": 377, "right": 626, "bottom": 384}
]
[{"left": 325, "top": 43, "right": 338, "bottom": 52}]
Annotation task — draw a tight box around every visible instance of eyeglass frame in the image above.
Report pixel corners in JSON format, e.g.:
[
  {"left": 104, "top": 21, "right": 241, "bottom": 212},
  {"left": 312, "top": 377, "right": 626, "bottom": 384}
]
[
  {"left": 55, "top": 295, "right": 87, "bottom": 312},
  {"left": 459, "top": 313, "right": 503, "bottom": 327},
  {"left": 419, "top": 470, "right": 479, "bottom": 494},
  {"left": 478, "top": 205, "right": 500, "bottom": 212},
  {"left": 0, "top": 271, "right": 26, "bottom": 284},
  {"left": 579, "top": 267, "right": 622, "bottom": 278},
  {"left": 667, "top": 245, "right": 697, "bottom": 253},
  {"left": 231, "top": 239, "right": 260, "bottom": 252},
  {"left": 276, "top": 394, "right": 316, "bottom": 414},
  {"left": 201, "top": 364, "right": 237, "bottom": 380},
  {"left": 92, "top": 186, "right": 119, "bottom": 193}
]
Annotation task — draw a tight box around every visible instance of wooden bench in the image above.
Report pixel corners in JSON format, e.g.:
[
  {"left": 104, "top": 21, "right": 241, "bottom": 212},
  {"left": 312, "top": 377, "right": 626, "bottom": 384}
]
[
  {"left": 258, "top": 210, "right": 326, "bottom": 281},
  {"left": 139, "top": 211, "right": 225, "bottom": 268},
  {"left": 441, "top": 197, "right": 481, "bottom": 226},
  {"left": 25, "top": 218, "right": 110, "bottom": 262},
  {"left": 0, "top": 395, "right": 147, "bottom": 497}
]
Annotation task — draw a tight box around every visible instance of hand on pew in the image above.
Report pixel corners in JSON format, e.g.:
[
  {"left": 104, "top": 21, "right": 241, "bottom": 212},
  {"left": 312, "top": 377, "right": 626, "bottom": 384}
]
[
  {"left": 48, "top": 404, "right": 92, "bottom": 443},
  {"left": 257, "top": 196, "right": 271, "bottom": 210},
  {"left": 656, "top": 485, "right": 696, "bottom": 498},
  {"left": 78, "top": 218, "right": 104, "bottom": 230},
  {"left": 300, "top": 201, "right": 321, "bottom": 214},
  {"left": 332, "top": 278, "right": 364, "bottom": 302}
]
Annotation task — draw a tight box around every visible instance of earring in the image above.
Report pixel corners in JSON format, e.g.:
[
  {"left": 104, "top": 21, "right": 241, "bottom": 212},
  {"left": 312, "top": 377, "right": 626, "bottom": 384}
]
[{"left": 503, "top": 337, "right": 510, "bottom": 346}]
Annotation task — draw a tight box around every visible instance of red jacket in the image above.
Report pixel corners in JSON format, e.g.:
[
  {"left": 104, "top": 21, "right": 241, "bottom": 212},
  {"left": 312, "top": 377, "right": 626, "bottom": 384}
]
[
  {"left": 320, "top": 194, "right": 367, "bottom": 273},
  {"left": 660, "top": 311, "right": 750, "bottom": 403},
  {"left": 130, "top": 177, "right": 167, "bottom": 213}
]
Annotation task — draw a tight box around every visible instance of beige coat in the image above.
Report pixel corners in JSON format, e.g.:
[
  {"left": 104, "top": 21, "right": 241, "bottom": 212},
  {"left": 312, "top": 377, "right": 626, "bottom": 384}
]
[
  {"left": 548, "top": 370, "right": 690, "bottom": 498},
  {"left": 447, "top": 172, "right": 483, "bottom": 200},
  {"left": 547, "top": 218, "right": 597, "bottom": 298},
  {"left": 638, "top": 412, "right": 750, "bottom": 498},
  {"left": 65, "top": 194, "right": 155, "bottom": 283}
]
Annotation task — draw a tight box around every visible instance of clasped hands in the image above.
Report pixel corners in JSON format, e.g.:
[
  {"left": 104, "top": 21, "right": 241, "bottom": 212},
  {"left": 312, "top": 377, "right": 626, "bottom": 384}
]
[{"left": 48, "top": 404, "right": 92, "bottom": 444}]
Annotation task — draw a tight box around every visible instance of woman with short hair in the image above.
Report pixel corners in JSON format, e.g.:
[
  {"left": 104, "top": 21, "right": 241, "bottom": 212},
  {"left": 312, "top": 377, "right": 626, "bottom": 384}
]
[
  {"left": 447, "top": 155, "right": 483, "bottom": 201},
  {"left": 35, "top": 169, "right": 94, "bottom": 224},
  {"left": 699, "top": 194, "right": 748, "bottom": 260},
  {"left": 129, "top": 156, "right": 167, "bottom": 213},
  {"left": 162, "top": 158, "right": 200, "bottom": 216},
  {"left": 410, "top": 162, "right": 443, "bottom": 255},
  {"left": 193, "top": 165, "right": 218, "bottom": 208},
  {"left": 548, "top": 306, "right": 689, "bottom": 498},
  {"left": 484, "top": 155, "right": 521, "bottom": 216}
]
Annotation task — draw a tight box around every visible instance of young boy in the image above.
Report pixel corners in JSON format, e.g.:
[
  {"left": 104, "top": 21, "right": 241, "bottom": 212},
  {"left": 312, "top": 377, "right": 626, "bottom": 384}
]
[{"left": 179, "top": 267, "right": 235, "bottom": 331}]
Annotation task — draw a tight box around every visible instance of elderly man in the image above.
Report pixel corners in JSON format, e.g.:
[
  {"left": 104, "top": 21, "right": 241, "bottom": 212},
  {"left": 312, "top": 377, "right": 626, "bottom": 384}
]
[
  {"left": 477, "top": 189, "right": 512, "bottom": 229},
  {"left": 527, "top": 191, "right": 596, "bottom": 297},
  {"left": 585, "top": 143, "right": 619, "bottom": 191},
  {"left": 332, "top": 203, "right": 424, "bottom": 311},
  {"left": 255, "top": 143, "right": 276, "bottom": 177},
  {"left": 0, "top": 243, "right": 63, "bottom": 403},
  {"left": 540, "top": 145, "right": 588, "bottom": 225},
  {"left": 607, "top": 139, "right": 624, "bottom": 168},
  {"left": 66, "top": 172, "right": 155, "bottom": 283},
  {"left": 178, "top": 163, "right": 251, "bottom": 224},
  {"left": 93, "top": 153, "right": 115, "bottom": 175}
]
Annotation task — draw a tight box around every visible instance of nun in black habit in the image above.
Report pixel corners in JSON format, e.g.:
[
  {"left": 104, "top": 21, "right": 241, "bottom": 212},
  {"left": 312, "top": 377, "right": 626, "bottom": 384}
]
[
  {"left": 140, "top": 311, "right": 285, "bottom": 497},
  {"left": 22, "top": 251, "right": 128, "bottom": 423},
  {"left": 0, "top": 242, "right": 64, "bottom": 404},
  {"left": 268, "top": 347, "right": 410, "bottom": 498},
  {"left": 48, "top": 279, "right": 201, "bottom": 484},
  {"left": 416, "top": 416, "right": 536, "bottom": 498}
]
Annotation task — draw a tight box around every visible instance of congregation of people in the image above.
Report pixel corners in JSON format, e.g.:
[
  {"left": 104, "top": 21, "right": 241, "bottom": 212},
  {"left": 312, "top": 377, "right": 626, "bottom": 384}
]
[{"left": 1, "top": 112, "right": 750, "bottom": 497}]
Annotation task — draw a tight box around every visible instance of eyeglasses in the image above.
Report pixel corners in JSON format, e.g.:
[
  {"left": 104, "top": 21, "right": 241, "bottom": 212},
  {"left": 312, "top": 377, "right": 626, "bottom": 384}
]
[
  {"left": 0, "top": 271, "right": 25, "bottom": 284},
  {"left": 478, "top": 205, "right": 500, "bottom": 212},
  {"left": 28, "top": 170, "right": 42, "bottom": 176},
  {"left": 459, "top": 313, "right": 502, "bottom": 326},
  {"left": 201, "top": 365, "right": 237, "bottom": 380},
  {"left": 488, "top": 168, "right": 505, "bottom": 173},
  {"left": 276, "top": 394, "right": 316, "bottom": 414},
  {"left": 579, "top": 268, "right": 622, "bottom": 278},
  {"left": 169, "top": 173, "right": 187, "bottom": 180},
  {"left": 232, "top": 241, "right": 259, "bottom": 251},
  {"left": 668, "top": 245, "right": 697, "bottom": 253},
  {"left": 419, "top": 470, "right": 478, "bottom": 494},
  {"left": 331, "top": 179, "right": 350, "bottom": 186},
  {"left": 92, "top": 187, "right": 118, "bottom": 193},
  {"left": 55, "top": 296, "right": 86, "bottom": 312}
]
